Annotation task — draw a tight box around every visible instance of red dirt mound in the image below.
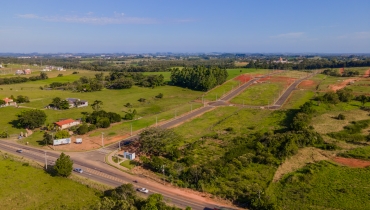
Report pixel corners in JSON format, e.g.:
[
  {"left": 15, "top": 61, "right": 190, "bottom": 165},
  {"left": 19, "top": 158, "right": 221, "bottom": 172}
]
[
  {"left": 333, "top": 157, "right": 370, "bottom": 168},
  {"left": 339, "top": 68, "right": 344, "bottom": 75},
  {"left": 364, "top": 69, "right": 370, "bottom": 78},
  {"left": 258, "top": 76, "right": 296, "bottom": 88},
  {"left": 298, "top": 80, "right": 315, "bottom": 89},
  {"left": 234, "top": 75, "right": 253, "bottom": 82}
]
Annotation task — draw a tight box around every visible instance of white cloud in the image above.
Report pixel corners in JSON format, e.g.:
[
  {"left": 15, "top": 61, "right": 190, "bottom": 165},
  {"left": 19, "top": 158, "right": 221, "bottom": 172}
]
[
  {"left": 271, "top": 32, "right": 304, "bottom": 39},
  {"left": 17, "top": 13, "right": 157, "bottom": 25},
  {"left": 336, "top": 32, "right": 370, "bottom": 40},
  {"left": 354, "top": 32, "right": 370, "bottom": 39}
]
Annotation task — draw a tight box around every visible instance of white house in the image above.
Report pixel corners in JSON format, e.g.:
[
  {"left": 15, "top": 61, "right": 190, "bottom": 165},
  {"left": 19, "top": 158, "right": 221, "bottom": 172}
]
[
  {"left": 66, "top": 98, "right": 88, "bottom": 108},
  {"left": 55, "top": 119, "right": 81, "bottom": 130}
]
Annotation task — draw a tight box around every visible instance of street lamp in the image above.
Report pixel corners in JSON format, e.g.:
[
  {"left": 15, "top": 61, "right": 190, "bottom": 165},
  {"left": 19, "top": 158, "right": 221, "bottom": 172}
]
[
  {"left": 44, "top": 151, "right": 47, "bottom": 170},
  {"left": 101, "top": 132, "right": 104, "bottom": 147}
]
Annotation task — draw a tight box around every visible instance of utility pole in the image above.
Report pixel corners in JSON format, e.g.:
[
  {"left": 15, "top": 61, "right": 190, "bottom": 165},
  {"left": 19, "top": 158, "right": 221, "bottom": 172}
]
[
  {"left": 101, "top": 132, "right": 104, "bottom": 147},
  {"left": 162, "top": 165, "right": 165, "bottom": 185},
  {"left": 44, "top": 151, "right": 47, "bottom": 170},
  {"left": 130, "top": 123, "right": 132, "bottom": 136}
]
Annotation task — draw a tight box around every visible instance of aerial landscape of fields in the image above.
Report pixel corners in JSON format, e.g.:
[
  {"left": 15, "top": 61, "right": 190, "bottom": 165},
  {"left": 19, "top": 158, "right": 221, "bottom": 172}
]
[{"left": 1, "top": 1, "right": 370, "bottom": 210}]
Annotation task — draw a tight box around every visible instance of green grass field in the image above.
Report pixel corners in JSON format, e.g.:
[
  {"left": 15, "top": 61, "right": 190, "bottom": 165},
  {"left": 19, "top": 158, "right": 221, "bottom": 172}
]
[
  {"left": 339, "top": 146, "right": 370, "bottom": 160},
  {"left": 172, "top": 107, "right": 287, "bottom": 164},
  {"left": 0, "top": 155, "right": 101, "bottom": 209},
  {"left": 203, "top": 69, "right": 269, "bottom": 101},
  {"left": 282, "top": 90, "right": 315, "bottom": 109},
  {"left": 230, "top": 82, "right": 284, "bottom": 106},
  {"left": 0, "top": 71, "right": 204, "bottom": 137},
  {"left": 268, "top": 161, "right": 370, "bottom": 210}
]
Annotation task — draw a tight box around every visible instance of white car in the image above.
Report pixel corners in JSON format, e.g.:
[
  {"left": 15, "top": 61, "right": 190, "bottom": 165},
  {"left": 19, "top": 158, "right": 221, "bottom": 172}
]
[
  {"left": 137, "top": 188, "right": 149, "bottom": 193},
  {"left": 73, "top": 168, "right": 83, "bottom": 173}
]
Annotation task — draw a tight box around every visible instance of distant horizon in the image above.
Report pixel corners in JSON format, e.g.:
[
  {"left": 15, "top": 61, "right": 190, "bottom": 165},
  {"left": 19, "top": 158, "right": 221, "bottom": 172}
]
[{"left": 1, "top": 51, "right": 370, "bottom": 55}]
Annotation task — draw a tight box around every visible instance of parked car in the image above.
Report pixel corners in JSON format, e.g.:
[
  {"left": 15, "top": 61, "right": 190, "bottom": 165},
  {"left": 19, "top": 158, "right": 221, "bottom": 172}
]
[
  {"left": 73, "top": 168, "right": 83, "bottom": 173},
  {"left": 16, "top": 149, "right": 23, "bottom": 153},
  {"left": 137, "top": 188, "right": 149, "bottom": 193}
]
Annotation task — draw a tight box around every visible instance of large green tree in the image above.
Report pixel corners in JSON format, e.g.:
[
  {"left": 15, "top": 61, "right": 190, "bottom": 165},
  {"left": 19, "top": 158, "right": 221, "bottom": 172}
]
[
  {"left": 139, "top": 127, "right": 182, "bottom": 156},
  {"left": 91, "top": 100, "right": 103, "bottom": 111},
  {"left": 54, "top": 152, "right": 73, "bottom": 177},
  {"left": 17, "top": 109, "right": 47, "bottom": 129}
]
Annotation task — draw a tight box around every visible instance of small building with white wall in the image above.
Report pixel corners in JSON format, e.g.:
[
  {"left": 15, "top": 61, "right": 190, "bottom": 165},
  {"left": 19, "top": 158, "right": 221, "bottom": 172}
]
[
  {"left": 54, "top": 119, "right": 81, "bottom": 130},
  {"left": 123, "top": 151, "right": 136, "bottom": 160}
]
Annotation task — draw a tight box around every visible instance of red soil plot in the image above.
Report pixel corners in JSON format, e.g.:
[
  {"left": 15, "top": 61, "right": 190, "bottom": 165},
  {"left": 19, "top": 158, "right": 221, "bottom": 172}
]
[
  {"left": 234, "top": 74, "right": 265, "bottom": 82},
  {"left": 258, "top": 76, "right": 296, "bottom": 88},
  {"left": 298, "top": 80, "right": 316, "bottom": 89},
  {"left": 333, "top": 157, "right": 370, "bottom": 168},
  {"left": 364, "top": 69, "right": 370, "bottom": 78},
  {"left": 234, "top": 75, "right": 253, "bottom": 82},
  {"left": 339, "top": 68, "right": 344, "bottom": 75}
]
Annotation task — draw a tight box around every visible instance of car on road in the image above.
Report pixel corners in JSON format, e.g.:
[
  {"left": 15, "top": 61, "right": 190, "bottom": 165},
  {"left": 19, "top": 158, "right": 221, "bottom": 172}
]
[
  {"left": 16, "top": 149, "right": 23, "bottom": 153},
  {"left": 137, "top": 188, "right": 149, "bottom": 193},
  {"left": 73, "top": 168, "right": 83, "bottom": 173}
]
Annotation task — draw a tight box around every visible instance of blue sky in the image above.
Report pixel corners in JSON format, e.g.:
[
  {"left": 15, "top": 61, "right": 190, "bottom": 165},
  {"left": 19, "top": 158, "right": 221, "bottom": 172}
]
[{"left": 1, "top": 0, "right": 370, "bottom": 53}]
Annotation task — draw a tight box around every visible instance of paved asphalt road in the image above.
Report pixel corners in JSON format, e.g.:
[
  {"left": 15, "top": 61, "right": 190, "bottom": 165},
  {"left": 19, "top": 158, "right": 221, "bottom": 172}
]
[
  {"left": 0, "top": 71, "right": 316, "bottom": 210},
  {"left": 0, "top": 140, "right": 219, "bottom": 210}
]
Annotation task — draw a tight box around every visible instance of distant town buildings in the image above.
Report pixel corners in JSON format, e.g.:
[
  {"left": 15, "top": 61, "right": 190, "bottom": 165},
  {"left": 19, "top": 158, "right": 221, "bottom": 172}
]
[
  {"left": 273, "top": 57, "right": 289, "bottom": 64},
  {"left": 15, "top": 69, "right": 32, "bottom": 75},
  {"left": 42, "top": 66, "right": 64, "bottom": 71}
]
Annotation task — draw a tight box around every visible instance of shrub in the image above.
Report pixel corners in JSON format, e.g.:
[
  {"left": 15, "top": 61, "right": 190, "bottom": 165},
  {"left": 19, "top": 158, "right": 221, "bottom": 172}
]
[
  {"left": 55, "top": 130, "right": 70, "bottom": 139},
  {"left": 97, "top": 117, "right": 110, "bottom": 128},
  {"left": 155, "top": 93, "right": 163, "bottom": 99},
  {"left": 88, "top": 124, "right": 97, "bottom": 131},
  {"left": 337, "top": 113, "right": 345, "bottom": 120},
  {"left": 76, "top": 124, "right": 89, "bottom": 135}
]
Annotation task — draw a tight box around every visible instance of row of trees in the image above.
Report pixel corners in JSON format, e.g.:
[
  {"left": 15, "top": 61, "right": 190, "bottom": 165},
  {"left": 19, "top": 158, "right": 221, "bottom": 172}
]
[
  {"left": 0, "top": 72, "right": 48, "bottom": 85},
  {"left": 322, "top": 69, "right": 360, "bottom": 77},
  {"left": 170, "top": 66, "right": 228, "bottom": 91},
  {"left": 247, "top": 58, "right": 370, "bottom": 70},
  {"left": 46, "top": 72, "right": 165, "bottom": 92}
]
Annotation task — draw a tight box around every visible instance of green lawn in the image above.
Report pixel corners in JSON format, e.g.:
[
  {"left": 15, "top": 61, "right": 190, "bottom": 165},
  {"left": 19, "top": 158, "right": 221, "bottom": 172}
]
[
  {"left": 203, "top": 69, "right": 270, "bottom": 101},
  {"left": 0, "top": 155, "right": 101, "bottom": 209},
  {"left": 120, "top": 160, "right": 135, "bottom": 169},
  {"left": 230, "top": 82, "right": 285, "bottom": 106},
  {"left": 283, "top": 90, "right": 315, "bottom": 109},
  {"left": 268, "top": 161, "right": 370, "bottom": 210}
]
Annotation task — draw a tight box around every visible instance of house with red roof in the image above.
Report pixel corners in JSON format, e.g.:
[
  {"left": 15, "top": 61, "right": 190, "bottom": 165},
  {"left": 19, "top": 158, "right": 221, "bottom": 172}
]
[
  {"left": 54, "top": 118, "right": 81, "bottom": 130},
  {"left": 1, "top": 97, "right": 17, "bottom": 107}
]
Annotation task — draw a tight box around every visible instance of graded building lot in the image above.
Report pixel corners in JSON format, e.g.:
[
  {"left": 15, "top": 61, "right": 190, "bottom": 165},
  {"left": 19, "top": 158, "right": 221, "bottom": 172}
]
[{"left": 230, "top": 75, "right": 296, "bottom": 106}]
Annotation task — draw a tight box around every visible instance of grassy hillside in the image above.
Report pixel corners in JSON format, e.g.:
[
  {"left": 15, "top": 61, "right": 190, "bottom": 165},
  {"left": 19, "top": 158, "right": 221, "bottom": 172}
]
[
  {"left": 0, "top": 155, "right": 101, "bottom": 209},
  {"left": 268, "top": 161, "right": 370, "bottom": 210}
]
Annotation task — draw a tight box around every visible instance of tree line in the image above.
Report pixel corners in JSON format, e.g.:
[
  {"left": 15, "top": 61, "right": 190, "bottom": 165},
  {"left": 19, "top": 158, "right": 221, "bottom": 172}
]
[
  {"left": 0, "top": 72, "right": 48, "bottom": 85},
  {"left": 170, "top": 66, "right": 228, "bottom": 91}
]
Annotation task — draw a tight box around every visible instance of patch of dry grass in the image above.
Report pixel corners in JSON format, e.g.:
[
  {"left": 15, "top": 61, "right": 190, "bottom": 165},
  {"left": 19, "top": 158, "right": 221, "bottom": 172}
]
[
  {"left": 272, "top": 147, "right": 333, "bottom": 182},
  {"left": 311, "top": 109, "right": 370, "bottom": 134}
]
